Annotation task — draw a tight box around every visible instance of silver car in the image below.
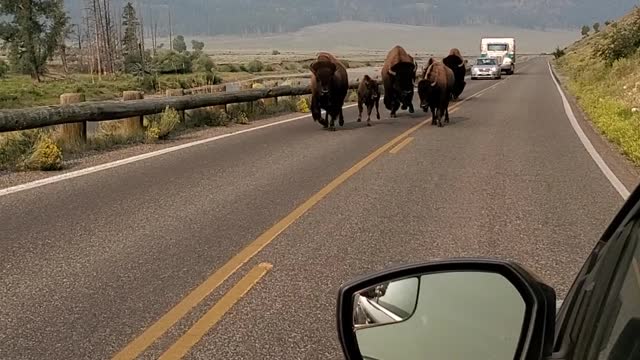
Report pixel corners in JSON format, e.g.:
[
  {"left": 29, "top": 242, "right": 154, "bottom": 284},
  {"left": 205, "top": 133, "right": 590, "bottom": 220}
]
[{"left": 471, "top": 58, "right": 502, "bottom": 80}]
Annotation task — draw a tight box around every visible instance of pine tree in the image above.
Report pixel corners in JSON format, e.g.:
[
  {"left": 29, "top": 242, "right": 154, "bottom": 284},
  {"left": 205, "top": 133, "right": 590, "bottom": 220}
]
[
  {"left": 173, "top": 35, "right": 187, "bottom": 53},
  {"left": 121, "top": 2, "right": 140, "bottom": 57},
  {"left": 0, "top": 0, "right": 68, "bottom": 81}
]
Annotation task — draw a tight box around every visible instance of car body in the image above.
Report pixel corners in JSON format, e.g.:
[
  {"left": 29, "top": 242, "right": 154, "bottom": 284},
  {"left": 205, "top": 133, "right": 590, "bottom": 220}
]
[
  {"left": 471, "top": 57, "right": 502, "bottom": 80},
  {"left": 339, "top": 183, "right": 640, "bottom": 360}
]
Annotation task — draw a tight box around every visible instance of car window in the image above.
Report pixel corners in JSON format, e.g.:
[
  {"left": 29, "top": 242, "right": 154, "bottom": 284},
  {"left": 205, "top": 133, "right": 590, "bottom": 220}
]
[
  {"left": 595, "top": 228, "right": 640, "bottom": 360},
  {"left": 477, "top": 59, "right": 496, "bottom": 65},
  {"left": 487, "top": 44, "right": 508, "bottom": 51}
]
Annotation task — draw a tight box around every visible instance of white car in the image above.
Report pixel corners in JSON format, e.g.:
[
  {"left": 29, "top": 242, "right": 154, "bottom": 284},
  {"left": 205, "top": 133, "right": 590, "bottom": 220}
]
[{"left": 471, "top": 58, "right": 502, "bottom": 80}]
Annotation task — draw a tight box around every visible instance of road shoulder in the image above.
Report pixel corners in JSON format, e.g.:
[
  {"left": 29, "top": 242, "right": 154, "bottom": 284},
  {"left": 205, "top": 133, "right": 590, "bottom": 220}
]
[
  {"left": 0, "top": 111, "right": 312, "bottom": 190},
  {"left": 550, "top": 61, "right": 640, "bottom": 193}
]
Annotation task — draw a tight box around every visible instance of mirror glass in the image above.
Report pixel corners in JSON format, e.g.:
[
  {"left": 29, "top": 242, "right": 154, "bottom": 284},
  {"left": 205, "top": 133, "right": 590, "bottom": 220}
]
[{"left": 353, "top": 271, "right": 526, "bottom": 360}]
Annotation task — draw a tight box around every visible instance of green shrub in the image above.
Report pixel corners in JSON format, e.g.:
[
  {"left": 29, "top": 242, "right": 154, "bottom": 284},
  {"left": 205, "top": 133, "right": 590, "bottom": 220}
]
[
  {"left": 272, "top": 50, "right": 281, "bottom": 55},
  {"left": 553, "top": 46, "right": 566, "bottom": 59},
  {"left": 264, "top": 64, "right": 275, "bottom": 72},
  {"left": 283, "top": 62, "right": 300, "bottom": 71},
  {"left": 194, "top": 53, "right": 215, "bottom": 72},
  {"left": 593, "top": 8, "right": 640, "bottom": 64},
  {"left": 0, "top": 59, "right": 9, "bottom": 78},
  {"left": 138, "top": 74, "right": 159, "bottom": 92},
  {"left": 0, "top": 130, "right": 41, "bottom": 170},
  {"left": 146, "top": 106, "right": 182, "bottom": 141},
  {"left": 229, "top": 64, "right": 242, "bottom": 72},
  {"left": 187, "top": 108, "right": 231, "bottom": 127},
  {"left": 152, "top": 50, "right": 193, "bottom": 74}
]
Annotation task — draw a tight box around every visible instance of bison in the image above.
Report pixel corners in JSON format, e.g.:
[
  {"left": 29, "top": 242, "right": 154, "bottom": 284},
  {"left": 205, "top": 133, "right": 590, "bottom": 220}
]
[
  {"left": 357, "top": 75, "right": 381, "bottom": 126},
  {"left": 418, "top": 58, "right": 455, "bottom": 127},
  {"left": 442, "top": 48, "right": 466, "bottom": 101},
  {"left": 381, "top": 46, "right": 417, "bottom": 118},
  {"left": 309, "top": 52, "right": 349, "bottom": 131}
]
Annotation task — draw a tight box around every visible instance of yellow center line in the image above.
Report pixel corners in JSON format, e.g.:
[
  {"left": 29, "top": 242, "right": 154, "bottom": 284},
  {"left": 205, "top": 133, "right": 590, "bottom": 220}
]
[
  {"left": 158, "top": 263, "right": 273, "bottom": 360},
  {"left": 111, "top": 76, "right": 508, "bottom": 360},
  {"left": 389, "top": 136, "right": 414, "bottom": 154}
]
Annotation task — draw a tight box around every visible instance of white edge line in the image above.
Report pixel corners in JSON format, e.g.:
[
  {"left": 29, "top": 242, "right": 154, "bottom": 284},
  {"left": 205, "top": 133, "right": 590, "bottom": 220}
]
[
  {"left": 547, "top": 61, "right": 630, "bottom": 200},
  {"left": 1, "top": 104, "right": 364, "bottom": 197}
]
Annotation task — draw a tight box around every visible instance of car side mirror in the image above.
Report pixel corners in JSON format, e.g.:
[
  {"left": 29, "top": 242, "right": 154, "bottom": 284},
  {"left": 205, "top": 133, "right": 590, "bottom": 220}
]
[{"left": 337, "top": 258, "right": 556, "bottom": 360}]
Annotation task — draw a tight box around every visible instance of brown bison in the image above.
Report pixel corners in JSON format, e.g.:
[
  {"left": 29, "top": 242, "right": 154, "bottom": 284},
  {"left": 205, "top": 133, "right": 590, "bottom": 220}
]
[
  {"left": 309, "top": 52, "right": 349, "bottom": 131},
  {"left": 418, "top": 58, "right": 455, "bottom": 127},
  {"left": 357, "top": 75, "right": 381, "bottom": 126},
  {"left": 381, "top": 46, "right": 417, "bottom": 118},
  {"left": 442, "top": 48, "right": 466, "bottom": 100}
]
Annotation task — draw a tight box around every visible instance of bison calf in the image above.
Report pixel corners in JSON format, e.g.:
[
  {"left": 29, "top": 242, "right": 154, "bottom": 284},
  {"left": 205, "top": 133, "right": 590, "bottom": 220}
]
[{"left": 357, "top": 75, "right": 381, "bottom": 126}]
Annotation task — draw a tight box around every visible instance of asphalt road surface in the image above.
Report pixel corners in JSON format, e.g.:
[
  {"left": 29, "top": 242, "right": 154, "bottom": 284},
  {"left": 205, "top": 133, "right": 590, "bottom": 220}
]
[{"left": 0, "top": 57, "right": 634, "bottom": 360}]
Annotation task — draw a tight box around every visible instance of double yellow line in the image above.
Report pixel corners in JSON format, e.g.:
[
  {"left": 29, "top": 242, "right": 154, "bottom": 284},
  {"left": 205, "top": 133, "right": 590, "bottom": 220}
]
[{"left": 112, "top": 71, "right": 515, "bottom": 360}]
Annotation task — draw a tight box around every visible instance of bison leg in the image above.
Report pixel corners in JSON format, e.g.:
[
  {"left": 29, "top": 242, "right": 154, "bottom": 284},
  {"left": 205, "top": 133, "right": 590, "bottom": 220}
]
[
  {"left": 339, "top": 109, "right": 345, "bottom": 127},
  {"left": 444, "top": 107, "right": 450, "bottom": 124},
  {"left": 390, "top": 101, "right": 400, "bottom": 118},
  {"left": 366, "top": 104, "right": 374, "bottom": 126},
  {"left": 321, "top": 110, "right": 329, "bottom": 128},
  {"left": 408, "top": 101, "right": 414, "bottom": 114},
  {"left": 375, "top": 99, "right": 380, "bottom": 120},
  {"left": 357, "top": 101, "right": 363, "bottom": 122},
  {"left": 437, "top": 108, "right": 444, "bottom": 127},
  {"left": 329, "top": 114, "right": 336, "bottom": 131},
  {"left": 431, "top": 107, "right": 437, "bottom": 126},
  {"left": 311, "top": 97, "right": 321, "bottom": 123}
]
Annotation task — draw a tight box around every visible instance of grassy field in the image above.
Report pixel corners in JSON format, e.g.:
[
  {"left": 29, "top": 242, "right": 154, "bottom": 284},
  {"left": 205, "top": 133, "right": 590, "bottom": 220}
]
[
  {"left": 555, "top": 8, "right": 640, "bottom": 165},
  {"left": 180, "top": 21, "right": 579, "bottom": 56}
]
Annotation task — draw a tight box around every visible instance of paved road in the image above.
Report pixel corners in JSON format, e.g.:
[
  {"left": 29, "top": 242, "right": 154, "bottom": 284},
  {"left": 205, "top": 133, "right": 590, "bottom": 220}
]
[{"left": 0, "top": 57, "right": 632, "bottom": 360}]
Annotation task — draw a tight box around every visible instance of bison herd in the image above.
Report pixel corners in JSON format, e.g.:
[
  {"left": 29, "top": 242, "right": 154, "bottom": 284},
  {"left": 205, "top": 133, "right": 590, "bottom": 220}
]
[{"left": 309, "top": 45, "right": 467, "bottom": 130}]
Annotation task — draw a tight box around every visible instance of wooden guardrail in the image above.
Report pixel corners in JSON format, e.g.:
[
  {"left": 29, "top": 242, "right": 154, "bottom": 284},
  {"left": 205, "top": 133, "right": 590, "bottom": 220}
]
[{"left": 0, "top": 81, "right": 376, "bottom": 133}]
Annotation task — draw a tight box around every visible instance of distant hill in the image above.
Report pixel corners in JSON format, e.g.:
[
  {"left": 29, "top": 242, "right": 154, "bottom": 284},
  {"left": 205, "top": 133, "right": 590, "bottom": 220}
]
[{"left": 63, "top": 0, "right": 638, "bottom": 37}]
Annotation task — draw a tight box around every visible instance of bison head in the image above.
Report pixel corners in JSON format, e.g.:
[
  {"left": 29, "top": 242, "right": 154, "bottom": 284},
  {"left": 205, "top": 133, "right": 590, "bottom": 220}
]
[
  {"left": 310, "top": 61, "right": 337, "bottom": 97},
  {"left": 417, "top": 79, "right": 432, "bottom": 110},
  {"left": 388, "top": 62, "right": 416, "bottom": 100},
  {"left": 364, "top": 77, "right": 380, "bottom": 101}
]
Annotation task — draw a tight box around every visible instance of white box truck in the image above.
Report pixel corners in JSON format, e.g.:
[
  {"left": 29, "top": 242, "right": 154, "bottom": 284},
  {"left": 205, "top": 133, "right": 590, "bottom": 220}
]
[{"left": 480, "top": 37, "right": 516, "bottom": 75}]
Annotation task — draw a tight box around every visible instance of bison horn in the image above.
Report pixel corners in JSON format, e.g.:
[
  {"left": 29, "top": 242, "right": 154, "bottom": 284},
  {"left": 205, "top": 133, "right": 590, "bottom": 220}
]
[
  {"left": 388, "top": 69, "right": 396, "bottom": 76},
  {"left": 430, "top": 81, "right": 437, "bottom": 87}
]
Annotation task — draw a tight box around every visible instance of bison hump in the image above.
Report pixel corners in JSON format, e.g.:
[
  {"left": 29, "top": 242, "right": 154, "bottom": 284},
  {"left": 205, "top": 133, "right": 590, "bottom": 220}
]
[
  {"left": 443, "top": 55, "right": 463, "bottom": 68},
  {"left": 385, "top": 45, "right": 414, "bottom": 71}
]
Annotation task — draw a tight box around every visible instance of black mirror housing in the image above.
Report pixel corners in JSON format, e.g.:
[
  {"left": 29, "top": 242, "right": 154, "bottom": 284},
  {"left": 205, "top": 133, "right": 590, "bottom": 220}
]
[{"left": 336, "top": 258, "right": 556, "bottom": 360}]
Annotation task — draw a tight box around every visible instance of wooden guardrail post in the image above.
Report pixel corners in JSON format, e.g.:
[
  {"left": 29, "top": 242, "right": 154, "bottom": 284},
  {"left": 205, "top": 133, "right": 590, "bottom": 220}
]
[
  {"left": 166, "top": 89, "right": 186, "bottom": 121},
  {"left": 57, "top": 93, "right": 86, "bottom": 144},
  {"left": 122, "top": 91, "right": 144, "bottom": 134}
]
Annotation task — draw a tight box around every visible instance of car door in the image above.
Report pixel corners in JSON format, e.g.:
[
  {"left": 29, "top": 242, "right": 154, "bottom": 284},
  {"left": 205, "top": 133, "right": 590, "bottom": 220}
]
[{"left": 553, "top": 185, "right": 640, "bottom": 360}]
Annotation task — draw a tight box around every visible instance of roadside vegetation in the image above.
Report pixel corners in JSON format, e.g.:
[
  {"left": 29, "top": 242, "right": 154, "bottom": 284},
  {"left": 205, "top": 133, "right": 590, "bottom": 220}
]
[
  {"left": 0, "top": 0, "right": 369, "bottom": 173},
  {"left": 555, "top": 7, "right": 640, "bottom": 165},
  {"left": 0, "top": 95, "right": 314, "bottom": 172}
]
